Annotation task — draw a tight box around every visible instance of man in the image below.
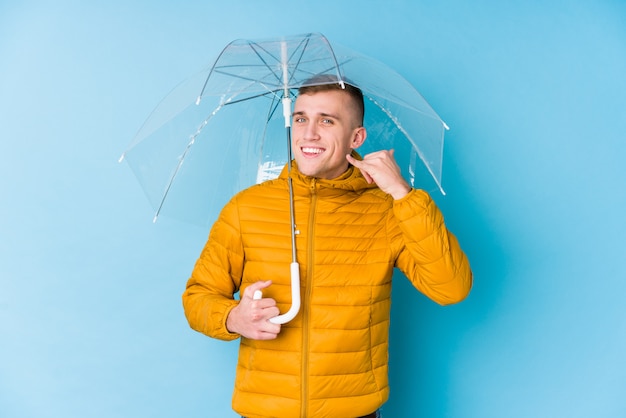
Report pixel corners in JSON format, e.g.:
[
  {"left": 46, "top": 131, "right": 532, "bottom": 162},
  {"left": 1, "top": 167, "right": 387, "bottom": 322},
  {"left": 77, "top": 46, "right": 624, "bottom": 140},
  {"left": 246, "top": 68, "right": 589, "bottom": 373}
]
[{"left": 183, "top": 77, "right": 472, "bottom": 418}]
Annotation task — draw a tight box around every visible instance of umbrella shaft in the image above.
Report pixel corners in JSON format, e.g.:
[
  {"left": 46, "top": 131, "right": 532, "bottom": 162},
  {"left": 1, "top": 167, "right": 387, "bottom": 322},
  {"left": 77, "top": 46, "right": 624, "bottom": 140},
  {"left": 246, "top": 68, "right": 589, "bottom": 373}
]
[
  {"left": 281, "top": 40, "right": 289, "bottom": 94},
  {"left": 286, "top": 125, "right": 297, "bottom": 264},
  {"left": 288, "top": 176, "right": 297, "bottom": 263}
]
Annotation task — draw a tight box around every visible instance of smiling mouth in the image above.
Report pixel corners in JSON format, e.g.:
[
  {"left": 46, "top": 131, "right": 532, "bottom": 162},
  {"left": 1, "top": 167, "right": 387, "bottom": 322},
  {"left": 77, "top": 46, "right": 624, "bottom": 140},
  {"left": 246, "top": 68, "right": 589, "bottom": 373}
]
[{"left": 301, "top": 147, "right": 325, "bottom": 155}]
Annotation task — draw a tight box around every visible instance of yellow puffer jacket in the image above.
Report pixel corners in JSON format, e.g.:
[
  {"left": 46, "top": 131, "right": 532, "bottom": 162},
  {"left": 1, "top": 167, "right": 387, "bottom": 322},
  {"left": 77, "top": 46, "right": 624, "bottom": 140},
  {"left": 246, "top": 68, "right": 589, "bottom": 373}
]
[{"left": 183, "top": 161, "right": 472, "bottom": 418}]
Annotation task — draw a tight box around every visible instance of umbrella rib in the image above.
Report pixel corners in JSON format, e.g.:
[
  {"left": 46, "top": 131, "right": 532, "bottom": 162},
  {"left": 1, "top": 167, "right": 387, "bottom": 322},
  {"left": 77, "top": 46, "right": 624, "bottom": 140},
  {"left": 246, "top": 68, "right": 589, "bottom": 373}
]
[
  {"left": 223, "top": 89, "right": 283, "bottom": 106},
  {"left": 285, "top": 36, "right": 311, "bottom": 86},
  {"left": 318, "top": 34, "right": 345, "bottom": 86},
  {"left": 199, "top": 38, "right": 239, "bottom": 99},
  {"left": 210, "top": 68, "right": 283, "bottom": 91},
  {"left": 209, "top": 34, "right": 325, "bottom": 92},
  {"left": 247, "top": 42, "right": 284, "bottom": 86},
  {"left": 246, "top": 36, "right": 317, "bottom": 88},
  {"left": 153, "top": 103, "right": 225, "bottom": 222},
  {"left": 153, "top": 136, "right": 194, "bottom": 223},
  {"left": 199, "top": 39, "right": 296, "bottom": 99}
]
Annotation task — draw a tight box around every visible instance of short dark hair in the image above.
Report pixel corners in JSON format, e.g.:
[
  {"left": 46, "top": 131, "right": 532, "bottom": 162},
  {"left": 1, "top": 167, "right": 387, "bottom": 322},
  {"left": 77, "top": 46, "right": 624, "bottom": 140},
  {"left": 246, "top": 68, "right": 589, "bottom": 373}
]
[{"left": 298, "top": 74, "right": 364, "bottom": 126}]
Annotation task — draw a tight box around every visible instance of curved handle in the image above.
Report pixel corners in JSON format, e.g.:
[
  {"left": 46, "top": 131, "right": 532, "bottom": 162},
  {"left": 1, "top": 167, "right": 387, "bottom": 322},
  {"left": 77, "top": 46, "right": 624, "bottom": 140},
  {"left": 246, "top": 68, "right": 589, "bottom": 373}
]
[{"left": 252, "top": 262, "right": 301, "bottom": 324}]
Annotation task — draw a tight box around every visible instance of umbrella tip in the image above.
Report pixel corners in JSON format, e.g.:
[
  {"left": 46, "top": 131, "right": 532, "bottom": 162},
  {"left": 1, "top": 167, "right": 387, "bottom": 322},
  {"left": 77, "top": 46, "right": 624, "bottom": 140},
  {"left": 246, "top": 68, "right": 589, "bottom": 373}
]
[
  {"left": 443, "top": 122, "right": 450, "bottom": 131},
  {"left": 153, "top": 214, "right": 158, "bottom": 223},
  {"left": 196, "top": 96, "right": 202, "bottom": 105},
  {"left": 118, "top": 153, "right": 125, "bottom": 163}
]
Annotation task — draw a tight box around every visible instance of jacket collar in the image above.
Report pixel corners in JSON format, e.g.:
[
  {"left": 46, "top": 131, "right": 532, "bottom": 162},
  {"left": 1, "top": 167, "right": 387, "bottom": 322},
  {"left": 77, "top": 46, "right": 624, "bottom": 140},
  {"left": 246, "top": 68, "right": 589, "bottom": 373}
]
[{"left": 278, "top": 151, "right": 377, "bottom": 195}]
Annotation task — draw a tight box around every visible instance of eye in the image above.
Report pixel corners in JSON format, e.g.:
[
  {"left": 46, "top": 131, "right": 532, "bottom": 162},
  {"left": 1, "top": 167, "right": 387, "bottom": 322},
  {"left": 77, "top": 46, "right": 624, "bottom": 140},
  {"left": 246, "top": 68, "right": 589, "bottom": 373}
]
[
  {"left": 321, "top": 118, "right": 333, "bottom": 125},
  {"left": 293, "top": 116, "right": 306, "bottom": 123}
]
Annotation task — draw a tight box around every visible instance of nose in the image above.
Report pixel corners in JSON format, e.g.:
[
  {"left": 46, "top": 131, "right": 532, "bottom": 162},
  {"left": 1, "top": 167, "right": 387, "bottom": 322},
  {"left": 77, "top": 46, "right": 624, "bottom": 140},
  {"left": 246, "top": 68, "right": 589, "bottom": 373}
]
[{"left": 302, "top": 121, "right": 320, "bottom": 141}]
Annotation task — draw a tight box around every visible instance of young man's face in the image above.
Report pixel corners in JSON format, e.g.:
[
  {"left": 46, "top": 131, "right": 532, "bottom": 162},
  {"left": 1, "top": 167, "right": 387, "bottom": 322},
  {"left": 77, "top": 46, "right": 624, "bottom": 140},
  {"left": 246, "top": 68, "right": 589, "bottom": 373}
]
[{"left": 291, "top": 89, "right": 366, "bottom": 180}]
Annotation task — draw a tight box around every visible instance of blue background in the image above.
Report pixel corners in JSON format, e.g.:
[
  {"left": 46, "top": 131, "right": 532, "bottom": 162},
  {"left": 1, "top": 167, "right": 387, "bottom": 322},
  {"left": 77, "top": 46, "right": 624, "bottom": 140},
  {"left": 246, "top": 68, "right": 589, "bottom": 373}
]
[{"left": 1, "top": 1, "right": 625, "bottom": 417}]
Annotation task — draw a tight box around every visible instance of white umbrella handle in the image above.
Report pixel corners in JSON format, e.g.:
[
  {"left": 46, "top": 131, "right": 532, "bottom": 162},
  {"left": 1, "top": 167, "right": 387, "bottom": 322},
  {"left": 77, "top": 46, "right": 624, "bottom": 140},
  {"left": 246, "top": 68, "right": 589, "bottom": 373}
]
[{"left": 252, "top": 262, "right": 300, "bottom": 324}]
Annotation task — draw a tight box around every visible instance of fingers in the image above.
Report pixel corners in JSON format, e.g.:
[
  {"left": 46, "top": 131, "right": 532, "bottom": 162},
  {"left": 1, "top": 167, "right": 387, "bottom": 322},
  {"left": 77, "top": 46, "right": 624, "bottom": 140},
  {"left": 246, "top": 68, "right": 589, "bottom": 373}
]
[
  {"left": 362, "top": 171, "right": 374, "bottom": 184},
  {"left": 362, "top": 149, "right": 395, "bottom": 163},
  {"left": 243, "top": 280, "right": 273, "bottom": 299},
  {"left": 250, "top": 315, "right": 281, "bottom": 340},
  {"left": 243, "top": 281, "right": 278, "bottom": 313},
  {"left": 346, "top": 153, "right": 374, "bottom": 183},
  {"left": 229, "top": 281, "right": 282, "bottom": 340},
  {"left": 249, "top": 301, "right": 281, "bottom": 340},
  {"left": 242, "top": 282, "right": 278, "bottom": 314},
  {"left": 346, "top": 149, "right": 410, "bottom": 199},
  {"left": 347, "top": 149, "right": 395, "bottom": 168},
  {"left": 346, "top": 149, "right": 396, "bottom": 181}
]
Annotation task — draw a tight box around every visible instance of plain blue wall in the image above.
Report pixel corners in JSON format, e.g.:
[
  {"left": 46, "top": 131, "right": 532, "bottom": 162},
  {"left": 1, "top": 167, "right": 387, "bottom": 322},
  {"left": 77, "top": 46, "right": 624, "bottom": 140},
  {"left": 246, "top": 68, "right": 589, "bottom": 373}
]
[{"left": 1, "top": 1, "right": 625, "bottom": 417}]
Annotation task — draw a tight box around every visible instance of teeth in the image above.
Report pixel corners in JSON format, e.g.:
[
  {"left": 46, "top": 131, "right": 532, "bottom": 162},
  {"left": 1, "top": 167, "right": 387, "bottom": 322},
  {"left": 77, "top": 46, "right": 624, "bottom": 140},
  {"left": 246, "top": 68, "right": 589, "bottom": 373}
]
[{"left": 302, "top": 147, "right": 323, "bottom": 154}]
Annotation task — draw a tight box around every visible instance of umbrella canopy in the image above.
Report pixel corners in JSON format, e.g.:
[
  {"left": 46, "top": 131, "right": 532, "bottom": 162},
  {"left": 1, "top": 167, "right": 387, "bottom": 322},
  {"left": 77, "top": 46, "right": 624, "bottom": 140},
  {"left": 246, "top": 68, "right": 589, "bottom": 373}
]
[
  {"left": 120, "top": 32, "right": 449, "bottom": 228},
  {"left": 120, "top": 32, "right": 451, "bottom": 325}
]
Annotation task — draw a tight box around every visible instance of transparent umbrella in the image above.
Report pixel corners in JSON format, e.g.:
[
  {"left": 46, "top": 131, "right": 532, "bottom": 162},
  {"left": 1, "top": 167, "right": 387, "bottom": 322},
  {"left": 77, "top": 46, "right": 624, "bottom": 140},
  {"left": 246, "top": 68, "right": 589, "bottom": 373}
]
[{"left": 120, "top": 32, "right": 450, "bottom": 324}]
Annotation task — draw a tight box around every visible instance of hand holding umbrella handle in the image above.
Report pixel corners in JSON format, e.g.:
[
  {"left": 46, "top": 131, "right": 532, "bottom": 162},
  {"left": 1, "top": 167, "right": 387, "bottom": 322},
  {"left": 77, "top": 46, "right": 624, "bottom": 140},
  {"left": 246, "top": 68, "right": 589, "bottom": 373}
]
[{"left": 252, "top": 262, "right": 301, "bottom": 324}]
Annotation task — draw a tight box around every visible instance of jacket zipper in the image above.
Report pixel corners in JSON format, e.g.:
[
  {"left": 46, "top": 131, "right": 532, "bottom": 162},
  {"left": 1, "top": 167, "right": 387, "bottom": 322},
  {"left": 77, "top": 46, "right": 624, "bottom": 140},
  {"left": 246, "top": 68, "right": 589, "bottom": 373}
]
[{"left": 301, "top": 179, "right": 317, "bottom": 417}]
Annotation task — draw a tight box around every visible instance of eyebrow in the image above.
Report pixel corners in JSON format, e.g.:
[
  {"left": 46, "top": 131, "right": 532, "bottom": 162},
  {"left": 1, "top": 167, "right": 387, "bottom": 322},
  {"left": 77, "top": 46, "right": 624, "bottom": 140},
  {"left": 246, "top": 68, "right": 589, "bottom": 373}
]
[{"left": 292, "top": 111, "right": 341, "bottom": 120}]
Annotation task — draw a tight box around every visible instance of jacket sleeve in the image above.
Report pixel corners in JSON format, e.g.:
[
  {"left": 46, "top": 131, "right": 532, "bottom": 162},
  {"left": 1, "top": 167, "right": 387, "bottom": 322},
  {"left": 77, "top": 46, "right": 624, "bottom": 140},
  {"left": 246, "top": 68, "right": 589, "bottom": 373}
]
[
  {"left": 391, "top": 189, "right": 472, "bottom": 305},
  {"left": 182, "top": 197, "right": 244, "bottom": 341}
]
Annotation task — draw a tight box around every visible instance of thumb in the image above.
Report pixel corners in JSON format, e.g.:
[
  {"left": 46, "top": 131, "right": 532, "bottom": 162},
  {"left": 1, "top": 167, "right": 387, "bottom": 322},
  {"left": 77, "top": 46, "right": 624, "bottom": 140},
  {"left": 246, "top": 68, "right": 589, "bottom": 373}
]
[
  {"left": 347, "top": 153, "right": 373, "bottom": 183},
  {"left": 346, "top": 153, "right": 359, "bottom": 166}
]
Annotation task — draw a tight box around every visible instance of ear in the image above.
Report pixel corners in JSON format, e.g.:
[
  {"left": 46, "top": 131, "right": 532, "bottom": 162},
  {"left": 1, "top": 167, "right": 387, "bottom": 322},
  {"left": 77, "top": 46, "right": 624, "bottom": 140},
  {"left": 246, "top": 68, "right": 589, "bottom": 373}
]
[{"left": 351, "top": 126, "right": 367, "bottom": 149}]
